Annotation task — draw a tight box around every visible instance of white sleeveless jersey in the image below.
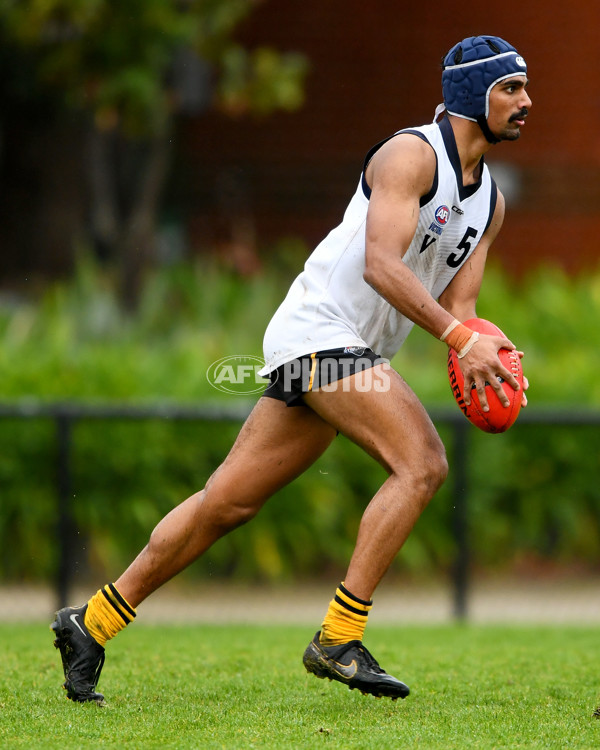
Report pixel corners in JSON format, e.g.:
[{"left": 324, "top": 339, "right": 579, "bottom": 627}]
[{"left": 260, "top": 117, "right": 497, "bottom": 374}]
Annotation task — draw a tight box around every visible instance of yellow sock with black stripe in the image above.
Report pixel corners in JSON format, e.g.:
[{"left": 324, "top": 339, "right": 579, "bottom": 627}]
[
  {"left": 83, "top": 583, "right": 136, "bottom": 647},
  {"left": 319, "top": 583, "right": 373, "bottom": 646}
]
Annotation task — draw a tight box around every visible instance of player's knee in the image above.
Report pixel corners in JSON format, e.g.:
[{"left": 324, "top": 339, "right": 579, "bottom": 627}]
[
  {"left": 202, "top": 471, "right": 263, "bottom": 531},
  {"left": 212, "top": 500, "right": 260, "bottom": 532},
  {"left": 413, "top": 443, "right": 448, "bottom": 505},
  {"left": 203, "top": 483, "right": 262, "bottom": 532},
  {"left": 428, "top": 445, "right": 449, "bottom": 491}
]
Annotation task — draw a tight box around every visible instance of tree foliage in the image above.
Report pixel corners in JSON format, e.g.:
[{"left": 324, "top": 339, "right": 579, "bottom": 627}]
[
  {"left": 0, "top": 0, "right": 309, "bottom": 307},
  {"left": 1, "top": 0, "right": 308, "bottom": 134}
]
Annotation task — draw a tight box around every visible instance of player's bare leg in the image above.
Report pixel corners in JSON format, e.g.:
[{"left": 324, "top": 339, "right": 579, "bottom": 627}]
[
  {"left": 52, "top": 397, "right": 336, "bottom": 702},
  {"left": 305, "top": 362, "right": 448, "bottom": 598},
  {"left": 301, "top": 362, "right": 448, "bottom": 699},
  {"left": 116, "top": 397, "right": 337, "bottom": 606}
]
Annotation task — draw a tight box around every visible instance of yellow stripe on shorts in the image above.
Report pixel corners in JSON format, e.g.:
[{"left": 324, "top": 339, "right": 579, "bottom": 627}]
[{"left": 307, "top": 352, "right": 318, "bottom": 391}]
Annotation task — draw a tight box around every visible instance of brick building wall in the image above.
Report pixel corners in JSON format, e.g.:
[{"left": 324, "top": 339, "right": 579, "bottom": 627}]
[{"left": 179, "top": 0, "right": 600, "bottom": 275}]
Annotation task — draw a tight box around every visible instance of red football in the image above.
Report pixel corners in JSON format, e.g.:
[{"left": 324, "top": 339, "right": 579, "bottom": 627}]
[{"left": 447, "top": 318, "right": 524, "bottom": 433}]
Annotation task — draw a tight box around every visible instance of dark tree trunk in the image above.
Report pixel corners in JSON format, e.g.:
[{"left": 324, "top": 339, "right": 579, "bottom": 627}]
[{"left": 87, "top": 125, "right": 171, "bottom": 310}]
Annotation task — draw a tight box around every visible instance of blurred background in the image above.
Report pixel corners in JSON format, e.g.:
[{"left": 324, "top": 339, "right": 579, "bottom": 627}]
[{"left": 1, "top": 0, "right": 599, "bottom": 623}]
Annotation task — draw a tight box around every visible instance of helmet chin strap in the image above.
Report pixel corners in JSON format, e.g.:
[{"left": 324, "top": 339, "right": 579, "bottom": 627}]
[{"left": 476, "top": 115, "right": 500, "bottom": 145}]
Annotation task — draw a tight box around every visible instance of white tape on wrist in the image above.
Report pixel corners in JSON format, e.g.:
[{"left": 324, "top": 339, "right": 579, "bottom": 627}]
[
  {"left": 457, "top": 331, "right": 480, "bottom": 359},
  {"left": 440, "top": 319, "right": 460, "bottom": 342}
]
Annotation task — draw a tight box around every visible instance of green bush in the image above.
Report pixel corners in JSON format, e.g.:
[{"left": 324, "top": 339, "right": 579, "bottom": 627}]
[{"left": 1, "top": 255, "right": 600, "bottom": 584}]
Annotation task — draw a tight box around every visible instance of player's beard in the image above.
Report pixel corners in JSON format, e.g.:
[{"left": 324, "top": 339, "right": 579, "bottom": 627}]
[
  {"left": 498, "top": 127, "right": 522, "bottom": 142},
  {"left": 497, "top": 108, "right": 529, "bottom": 141}
]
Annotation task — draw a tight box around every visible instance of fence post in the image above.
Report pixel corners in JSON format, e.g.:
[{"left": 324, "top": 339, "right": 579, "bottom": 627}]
[
  {"left": 451, "top": 419, "right": 470, "bottom": 621},
  {"left": 55, "top": 413, "right": 75, "bottom": 610}
]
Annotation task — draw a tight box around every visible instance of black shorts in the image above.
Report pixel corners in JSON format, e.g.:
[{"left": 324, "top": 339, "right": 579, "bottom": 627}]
[{"left": 262, "top": 346, "right": 387, "bottom": 407}]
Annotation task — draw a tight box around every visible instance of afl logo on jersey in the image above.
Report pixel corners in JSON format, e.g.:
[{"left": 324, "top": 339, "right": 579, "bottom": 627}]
[{"left": 434, "top": 205, "right": 450, "bottom": 226}]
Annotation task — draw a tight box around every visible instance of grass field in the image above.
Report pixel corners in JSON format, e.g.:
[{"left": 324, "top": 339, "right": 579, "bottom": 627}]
[{"left": 1, "top": 622, "right": 599, "bottom": 749}]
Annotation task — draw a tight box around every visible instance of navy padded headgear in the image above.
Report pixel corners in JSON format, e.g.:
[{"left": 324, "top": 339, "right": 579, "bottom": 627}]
[{"left": 442, "top": 36, "right": 527, "bottom": 143}]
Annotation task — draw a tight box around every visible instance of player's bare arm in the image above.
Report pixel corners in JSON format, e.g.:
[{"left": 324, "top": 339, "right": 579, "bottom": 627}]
[{"left": 363, "top": 134, "right": 458, "bottom": 338}]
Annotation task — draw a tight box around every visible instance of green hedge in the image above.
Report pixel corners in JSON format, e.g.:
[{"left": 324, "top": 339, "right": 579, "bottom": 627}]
[{"left": 2, "top": 255, "right": 600, "bottom": 584}]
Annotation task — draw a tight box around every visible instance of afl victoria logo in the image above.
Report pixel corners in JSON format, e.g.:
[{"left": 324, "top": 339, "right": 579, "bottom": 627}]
[{"left": 434, "top": 205, "right": 450, "bottom": 226}]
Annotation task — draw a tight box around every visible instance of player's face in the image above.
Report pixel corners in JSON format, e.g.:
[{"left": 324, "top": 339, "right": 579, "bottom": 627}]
[{"left": 487, "top": 76, "right": 531, "bottom": 141}]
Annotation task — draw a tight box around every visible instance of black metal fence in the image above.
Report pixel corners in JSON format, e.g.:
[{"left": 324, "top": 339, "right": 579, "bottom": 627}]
[{"left": 1, "top": 401, "right": 599, "bottom": 619}]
